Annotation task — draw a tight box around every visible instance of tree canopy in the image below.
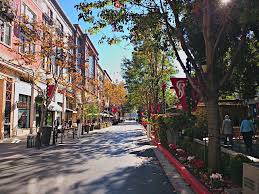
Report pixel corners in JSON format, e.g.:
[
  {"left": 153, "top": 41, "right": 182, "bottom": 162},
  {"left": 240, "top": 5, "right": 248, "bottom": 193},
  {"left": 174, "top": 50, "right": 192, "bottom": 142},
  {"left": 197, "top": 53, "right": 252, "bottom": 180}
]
[{"left": 76, "top": 0, "right": 259, "bottom": 170}]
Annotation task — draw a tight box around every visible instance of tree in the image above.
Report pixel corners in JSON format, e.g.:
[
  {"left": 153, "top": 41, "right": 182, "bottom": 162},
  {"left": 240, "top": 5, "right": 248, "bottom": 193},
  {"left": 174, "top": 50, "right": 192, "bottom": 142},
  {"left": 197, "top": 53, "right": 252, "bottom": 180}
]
[
  {"left": 220, "top": 37, "right": 259, "bottom": 100},
  {"left": 8, "top": 15, "right": 82, "bottom": 137},
  {"left": 104, "top": 80, "right": 127, "bottom": 107},
  {"left": 122, "top": 11, "right": 176, "bottom": 114},
  {"left": 75, "top": 0, "right": 259, "bottom": 170}
]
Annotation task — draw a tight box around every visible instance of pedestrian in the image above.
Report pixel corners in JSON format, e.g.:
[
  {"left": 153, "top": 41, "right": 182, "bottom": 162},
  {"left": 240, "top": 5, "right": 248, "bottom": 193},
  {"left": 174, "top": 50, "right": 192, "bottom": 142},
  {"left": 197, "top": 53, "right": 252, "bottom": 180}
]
[
  {"left": 222, "top": 115, "right": 233, "bottom": 146},
  {"left": 240, "top": 116, "right": 255, "bottom": 153}
]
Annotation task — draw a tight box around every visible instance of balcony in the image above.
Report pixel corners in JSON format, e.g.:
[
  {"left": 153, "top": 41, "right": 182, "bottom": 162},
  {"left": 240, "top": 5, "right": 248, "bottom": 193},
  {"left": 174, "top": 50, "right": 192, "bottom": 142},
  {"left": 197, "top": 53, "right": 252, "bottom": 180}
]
[{"left": 0, "top": 0, "right": 16, "bottom": 23}]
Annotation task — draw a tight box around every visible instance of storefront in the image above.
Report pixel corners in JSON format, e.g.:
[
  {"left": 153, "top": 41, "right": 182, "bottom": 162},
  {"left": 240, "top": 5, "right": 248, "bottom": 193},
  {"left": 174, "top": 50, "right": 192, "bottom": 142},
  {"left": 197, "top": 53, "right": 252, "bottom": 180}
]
[{"left": 13, "top": 80, "right": 32, "bottom": 136}]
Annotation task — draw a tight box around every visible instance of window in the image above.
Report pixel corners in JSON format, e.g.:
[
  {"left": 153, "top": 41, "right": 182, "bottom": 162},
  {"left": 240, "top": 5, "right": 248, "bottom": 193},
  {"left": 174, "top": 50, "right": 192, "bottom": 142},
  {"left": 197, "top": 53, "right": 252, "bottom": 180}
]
[
  {"left": 89, "top": 56, "right": 95, "bottom": 78},
  {"left": 0, "top": 19, "right": 11, "bottom": 46},
  {"left": 22, "top": 4, "right": 36, "bottom": 23},
  {"left": 20, "top": 4, "right": 36, "bottom": 54},
  {"left": 18, "top": 94, "right": 31, "bottom": 129},
  {"left": 56, "top": 19, "right": 63, "bottom": 37},
  {"left": 48, "top": 8, "right": 53, "bottom": 20},
  {"left": 19, "top": 33, "right": 35, "bottom": 54}
]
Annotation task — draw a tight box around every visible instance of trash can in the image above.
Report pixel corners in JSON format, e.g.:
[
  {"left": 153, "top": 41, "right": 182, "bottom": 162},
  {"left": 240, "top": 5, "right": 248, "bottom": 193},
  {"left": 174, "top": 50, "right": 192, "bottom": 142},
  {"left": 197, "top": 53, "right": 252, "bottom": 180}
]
[
  {"left": 41, "top": 126, "right": 52, "bottom": 146},
  {"left": 27, "top": 134, "right": 35, "bottom": 148}
]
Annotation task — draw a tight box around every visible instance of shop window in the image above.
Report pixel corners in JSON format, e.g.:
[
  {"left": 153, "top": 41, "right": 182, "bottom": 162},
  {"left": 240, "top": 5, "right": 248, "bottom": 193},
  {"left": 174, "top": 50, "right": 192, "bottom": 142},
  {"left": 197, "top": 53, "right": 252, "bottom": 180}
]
[{"left": 17, "top": 94, "right": 30, "bottom": 128}]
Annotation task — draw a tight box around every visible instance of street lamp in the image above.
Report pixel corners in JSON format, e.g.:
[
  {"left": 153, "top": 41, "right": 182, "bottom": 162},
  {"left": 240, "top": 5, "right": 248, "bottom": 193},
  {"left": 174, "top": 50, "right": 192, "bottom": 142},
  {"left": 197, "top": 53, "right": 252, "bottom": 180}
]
[{"left": 161, "top": 82, "right": 166, "bottom": 114}]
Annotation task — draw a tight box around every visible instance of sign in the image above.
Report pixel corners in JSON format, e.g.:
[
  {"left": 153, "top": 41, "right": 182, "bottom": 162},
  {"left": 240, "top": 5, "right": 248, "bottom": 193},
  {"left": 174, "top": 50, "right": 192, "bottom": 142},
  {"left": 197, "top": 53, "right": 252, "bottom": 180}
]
[
  {"left": 149, "top": 103, "right": 161, "bottom": 113},
  {"left": 47, "top": 85, "right": 55, "bottom": 97},
  {"left": 112, "top": 107, "right": 118, "bottom": 114},
  {"left": 170, "top": 78, "right": 200, "bottom": 112},
  {"left": 171, "top": 78, "right": 188, "bottom": 111},
  {"left": 17, "top": 102, "right": 29, "bottom": 109}
]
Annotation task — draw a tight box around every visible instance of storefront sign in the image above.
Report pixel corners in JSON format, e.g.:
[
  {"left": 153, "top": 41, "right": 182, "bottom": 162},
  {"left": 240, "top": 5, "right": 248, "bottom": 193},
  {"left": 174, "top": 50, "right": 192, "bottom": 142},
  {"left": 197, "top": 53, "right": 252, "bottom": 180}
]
[{"left": 17, "top": 102, "right": 29, "bottom": 109}]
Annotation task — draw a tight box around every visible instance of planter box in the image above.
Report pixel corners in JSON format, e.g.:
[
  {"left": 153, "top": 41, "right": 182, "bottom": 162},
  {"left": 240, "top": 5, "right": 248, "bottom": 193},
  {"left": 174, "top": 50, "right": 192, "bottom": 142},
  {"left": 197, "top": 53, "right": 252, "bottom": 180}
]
[{"left": 243, "top": 163, "right": 259, "bottom": 194}]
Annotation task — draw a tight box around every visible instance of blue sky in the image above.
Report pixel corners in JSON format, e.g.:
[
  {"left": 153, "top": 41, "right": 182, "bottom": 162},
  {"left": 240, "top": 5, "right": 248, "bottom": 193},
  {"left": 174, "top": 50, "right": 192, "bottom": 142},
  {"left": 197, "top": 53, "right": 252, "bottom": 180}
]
[
  {"left": 59, "top": 0, "right": 133, "bottom": 81},
  {"left": 58, "top": 0, "right": 185, "bottom": 80}
]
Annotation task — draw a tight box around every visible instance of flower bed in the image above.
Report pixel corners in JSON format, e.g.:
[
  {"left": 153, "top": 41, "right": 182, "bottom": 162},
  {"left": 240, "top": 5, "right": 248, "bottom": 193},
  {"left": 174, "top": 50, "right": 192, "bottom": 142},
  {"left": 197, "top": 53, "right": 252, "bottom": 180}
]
[
  {"left": 168, "top": 143, "right": 235, "bottom": 193},
  {"left": 147, "top": 113, "right": 252, "bottom": 193},
  {"left": 152, "top": 136, "right": 241, "bottom": 193}
]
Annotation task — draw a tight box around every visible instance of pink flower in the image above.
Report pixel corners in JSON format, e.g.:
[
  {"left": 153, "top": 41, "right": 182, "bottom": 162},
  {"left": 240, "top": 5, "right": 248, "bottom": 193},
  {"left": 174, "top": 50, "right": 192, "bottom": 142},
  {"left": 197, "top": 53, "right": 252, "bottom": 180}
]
[
  {"left": 192, "top": 159, "right": 205, "bottom": 169},
  {"left": 169, "top": 144, "right": 177, "bottom": 151}
]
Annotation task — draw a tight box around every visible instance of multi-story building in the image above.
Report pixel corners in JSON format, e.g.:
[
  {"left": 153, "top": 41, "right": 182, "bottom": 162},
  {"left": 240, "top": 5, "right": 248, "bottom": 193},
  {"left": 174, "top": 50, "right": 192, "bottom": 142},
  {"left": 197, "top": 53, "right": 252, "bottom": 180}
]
[
  {"left": 96, "top": 63, "right": 105, "bottom": 110},
  {"left": 0, "top": 0, "right": 107, "bottom": 140},
  {"left": 103, "top": 70, "right": 113, "bottom": 111},
  {"left": 0, "top": 0, "right": 44, "bottom": 139}
]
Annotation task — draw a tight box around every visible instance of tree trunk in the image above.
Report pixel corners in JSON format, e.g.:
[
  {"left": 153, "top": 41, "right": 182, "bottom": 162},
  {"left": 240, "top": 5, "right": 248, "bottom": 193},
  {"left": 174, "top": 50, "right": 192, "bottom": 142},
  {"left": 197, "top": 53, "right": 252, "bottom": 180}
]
[
  {"left": 205, "top": 95, "right": 220, "bottom": 171},
  {"left": 39, "top": 105, "right": 46, "bottom": 133}
]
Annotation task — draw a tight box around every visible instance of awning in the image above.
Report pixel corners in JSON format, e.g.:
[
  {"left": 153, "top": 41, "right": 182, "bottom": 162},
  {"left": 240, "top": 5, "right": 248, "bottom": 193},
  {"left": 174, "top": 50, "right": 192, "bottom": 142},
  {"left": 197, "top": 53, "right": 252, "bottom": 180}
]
[
  {"left": 87, "top": 113, "right": 99, "bottom": 116},
  {"left": 66, "top": 108, "right": 73, "bottom": 112},
  {"left": 100, "top": 113, "right": 110, "bottom": 117},
  {"left": 66, "top": 108, "right": 77, "bottom": 114},
  {"left": 48, "top": 102, "right": 62, "bottom": 112}
]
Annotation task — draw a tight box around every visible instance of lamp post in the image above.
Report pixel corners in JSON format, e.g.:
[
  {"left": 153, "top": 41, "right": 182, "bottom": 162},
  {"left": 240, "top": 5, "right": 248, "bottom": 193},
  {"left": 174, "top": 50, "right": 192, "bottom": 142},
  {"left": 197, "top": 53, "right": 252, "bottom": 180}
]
[
  {"left": 161, "top": 82, "right": 166, "bottom": 114},
  {"left": 186, "top": 58, "right": 192, "bottom": 116}
]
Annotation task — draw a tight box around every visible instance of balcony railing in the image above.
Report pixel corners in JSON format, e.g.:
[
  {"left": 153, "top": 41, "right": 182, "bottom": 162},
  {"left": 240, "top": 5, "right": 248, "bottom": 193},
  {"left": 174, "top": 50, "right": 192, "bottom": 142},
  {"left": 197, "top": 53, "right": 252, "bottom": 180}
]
[{"left": 0, "top": 0, "right": 16, "bottom": 22}]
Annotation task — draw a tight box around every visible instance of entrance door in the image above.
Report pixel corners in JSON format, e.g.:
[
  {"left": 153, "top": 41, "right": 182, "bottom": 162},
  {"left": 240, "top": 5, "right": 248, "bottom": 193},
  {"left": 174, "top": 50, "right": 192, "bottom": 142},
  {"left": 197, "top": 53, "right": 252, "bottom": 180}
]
[{"left": 4, "top": 79, "right": 12, "bottom": 138}]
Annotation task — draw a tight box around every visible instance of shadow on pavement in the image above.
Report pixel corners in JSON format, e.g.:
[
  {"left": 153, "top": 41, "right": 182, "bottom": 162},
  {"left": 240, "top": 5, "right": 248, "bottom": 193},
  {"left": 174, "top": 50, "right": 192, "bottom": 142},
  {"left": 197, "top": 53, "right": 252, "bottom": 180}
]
[
  {"left": 68, "top": 157, "right": 176, "bottom": 194},
  {"left": 0, "top": 124, "right": 175, "bottom": 194}
]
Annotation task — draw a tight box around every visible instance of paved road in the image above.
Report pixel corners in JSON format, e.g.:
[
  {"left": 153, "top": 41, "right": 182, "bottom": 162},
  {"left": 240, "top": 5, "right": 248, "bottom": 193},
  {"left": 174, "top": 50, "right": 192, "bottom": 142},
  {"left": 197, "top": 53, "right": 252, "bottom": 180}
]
[{"left": 0, "top": 121, "right": 176, "bottom": 194}]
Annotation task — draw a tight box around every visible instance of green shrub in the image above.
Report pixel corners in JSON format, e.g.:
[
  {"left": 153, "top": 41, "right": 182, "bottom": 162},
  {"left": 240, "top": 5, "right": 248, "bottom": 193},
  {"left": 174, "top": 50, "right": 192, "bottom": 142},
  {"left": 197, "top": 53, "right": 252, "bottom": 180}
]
[
  {"left": 157, "top": 116, "right": 168, "bottom": 148},
  {"left": 220, "top": 153, "right": 231, "bottom": 178},
  {"left": 193, "top": 109, "right": 208, "bottom": 140},
  {"left": 229, "top": 154, "right": 253, "bottom": 186},
  {"left": 178, "top": 139, "right": 207, "bottom": 164}
]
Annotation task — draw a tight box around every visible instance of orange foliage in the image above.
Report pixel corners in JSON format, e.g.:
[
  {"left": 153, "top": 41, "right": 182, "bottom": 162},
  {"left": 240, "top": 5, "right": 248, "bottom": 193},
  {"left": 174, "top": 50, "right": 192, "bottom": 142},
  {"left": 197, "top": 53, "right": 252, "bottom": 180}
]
[{"left": 104, "top": 80, "right": 127, "bottom": 106}]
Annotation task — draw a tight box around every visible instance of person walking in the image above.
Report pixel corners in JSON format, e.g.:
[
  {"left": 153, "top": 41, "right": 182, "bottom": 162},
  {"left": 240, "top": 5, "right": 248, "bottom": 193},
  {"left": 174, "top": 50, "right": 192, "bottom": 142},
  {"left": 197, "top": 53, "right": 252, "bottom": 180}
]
[
  {"left": 222, "top": 115, "right": 233, "bottom": 146},
  {"left": 240, "top": 116, "right": 255, "bottom": 153}
]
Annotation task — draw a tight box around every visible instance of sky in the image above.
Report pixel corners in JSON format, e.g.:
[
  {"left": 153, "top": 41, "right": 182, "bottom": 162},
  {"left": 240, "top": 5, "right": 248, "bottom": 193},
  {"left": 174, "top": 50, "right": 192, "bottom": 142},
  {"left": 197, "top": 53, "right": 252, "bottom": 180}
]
[
  {"left": 59, "top": 0, "right": 133, "bottom": 82},
  {"left": 58, "top": 0, "right": 185, "bottom": 81}
]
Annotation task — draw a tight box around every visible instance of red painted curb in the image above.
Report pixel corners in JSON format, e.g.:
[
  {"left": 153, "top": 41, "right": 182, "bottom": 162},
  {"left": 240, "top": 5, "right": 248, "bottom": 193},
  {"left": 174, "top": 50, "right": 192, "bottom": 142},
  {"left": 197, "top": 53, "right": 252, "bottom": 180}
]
[{"left": 151, "top": 138, "right": 211, "bottom": 194}]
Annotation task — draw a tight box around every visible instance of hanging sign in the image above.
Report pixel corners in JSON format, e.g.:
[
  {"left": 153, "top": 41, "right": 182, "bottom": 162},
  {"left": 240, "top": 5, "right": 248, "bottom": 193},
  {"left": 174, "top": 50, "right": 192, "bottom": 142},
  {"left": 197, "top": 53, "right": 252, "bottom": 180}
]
[
  {"left": 170, "top": 78, "right": 188, "bottom": 111},
  {"left": 171, "top": 78, "right": 200, "bottom": 112}
]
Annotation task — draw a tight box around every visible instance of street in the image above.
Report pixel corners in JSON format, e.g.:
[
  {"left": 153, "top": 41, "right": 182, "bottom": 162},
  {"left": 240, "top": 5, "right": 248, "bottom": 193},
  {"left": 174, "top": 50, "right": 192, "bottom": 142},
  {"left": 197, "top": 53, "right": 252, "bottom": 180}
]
[{"left": 0, "top": 121, "right": 175, "bottom": 194}]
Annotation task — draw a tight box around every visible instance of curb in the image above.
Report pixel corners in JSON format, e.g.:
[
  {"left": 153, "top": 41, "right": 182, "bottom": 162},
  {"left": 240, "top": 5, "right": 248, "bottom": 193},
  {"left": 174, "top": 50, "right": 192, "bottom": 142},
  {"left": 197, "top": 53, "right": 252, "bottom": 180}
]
[{"left": 151, "top": 137, "right": 211, "bottom": 194}]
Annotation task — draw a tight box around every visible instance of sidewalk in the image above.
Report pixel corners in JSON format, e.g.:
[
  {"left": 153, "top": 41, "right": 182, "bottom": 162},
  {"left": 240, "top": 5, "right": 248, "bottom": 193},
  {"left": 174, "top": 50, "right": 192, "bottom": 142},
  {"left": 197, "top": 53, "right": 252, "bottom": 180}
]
[{"left": 0, "top": 130, "right": 83, "bottom": 161}]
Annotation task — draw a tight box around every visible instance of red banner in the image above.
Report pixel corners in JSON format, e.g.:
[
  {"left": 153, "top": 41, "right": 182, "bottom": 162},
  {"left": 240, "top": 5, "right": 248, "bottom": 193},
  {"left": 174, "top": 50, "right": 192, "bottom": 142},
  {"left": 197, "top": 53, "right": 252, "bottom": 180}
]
[
  {"left": 171, "top": 78, "right": 188, "bottom": 111},
  {"left": 112, "top": 107, "right": 118, "bottom": 114},
  {"left": 171, "top": 78, "right": 200, "bottom": 112},
  {"left": 149, "top": 103, "right": 162, "bottom": 113},
  {"left": 47, "top": 85, "right": 55, "bottom": 97}
]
